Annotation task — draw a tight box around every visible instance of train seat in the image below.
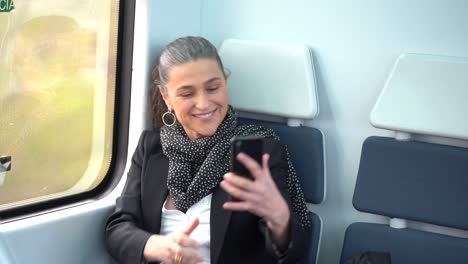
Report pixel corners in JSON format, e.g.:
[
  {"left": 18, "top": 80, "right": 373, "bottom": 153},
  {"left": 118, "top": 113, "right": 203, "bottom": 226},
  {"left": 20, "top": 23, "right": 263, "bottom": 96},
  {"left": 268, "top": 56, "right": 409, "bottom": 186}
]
[
  {"left": 220, "top": 39, "right": 324, "bottom": 263},
  {"left": 341, "top": 137, "right": 468, "bottom": 263},
  {"left": 340, "top": 54, "right": 468, "bottom": 263}
]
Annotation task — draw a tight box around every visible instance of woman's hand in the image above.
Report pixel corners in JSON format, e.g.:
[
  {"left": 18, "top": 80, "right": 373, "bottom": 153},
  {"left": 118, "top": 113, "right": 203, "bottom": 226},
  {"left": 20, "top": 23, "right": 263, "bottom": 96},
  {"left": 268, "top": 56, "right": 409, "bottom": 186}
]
[
  {"left": 143, "top": 218, "right": 203, "bottom": 264},
  {"left": 220, "top": 153, "right": 291, "bottom": 249}
]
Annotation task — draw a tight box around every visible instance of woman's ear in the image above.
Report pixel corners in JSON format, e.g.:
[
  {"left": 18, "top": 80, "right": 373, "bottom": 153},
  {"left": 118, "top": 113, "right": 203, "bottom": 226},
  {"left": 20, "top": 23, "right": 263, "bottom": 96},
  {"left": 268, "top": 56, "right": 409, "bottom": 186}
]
[{"left": 159, "top": 85, "right": 172, "bottom": 110}]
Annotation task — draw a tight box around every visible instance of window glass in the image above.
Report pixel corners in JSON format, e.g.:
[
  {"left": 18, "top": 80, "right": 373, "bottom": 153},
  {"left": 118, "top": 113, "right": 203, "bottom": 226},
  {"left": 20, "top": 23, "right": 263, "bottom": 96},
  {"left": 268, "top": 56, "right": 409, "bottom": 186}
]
[{"left": 0, "top": 0, "right": 119, "bottom": 210}]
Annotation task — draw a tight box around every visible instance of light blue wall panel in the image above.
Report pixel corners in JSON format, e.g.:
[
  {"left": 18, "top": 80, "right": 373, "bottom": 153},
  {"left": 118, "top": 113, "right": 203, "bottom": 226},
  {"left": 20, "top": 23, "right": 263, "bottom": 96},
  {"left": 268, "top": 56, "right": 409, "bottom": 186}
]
[
  {"left": 144, "top": 0, "right": 202, "bottom": 126},
  {"left": 200, "top": 1, "right": 468, "bottom": 263},
  {"left": 148, "top": 0, "right": 202, "bottom": 65}
]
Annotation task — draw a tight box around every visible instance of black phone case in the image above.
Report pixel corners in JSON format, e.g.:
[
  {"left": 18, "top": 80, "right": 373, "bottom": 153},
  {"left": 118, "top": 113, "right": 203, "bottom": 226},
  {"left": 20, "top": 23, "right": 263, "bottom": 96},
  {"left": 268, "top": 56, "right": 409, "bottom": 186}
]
[{"left": 230, "top": 136, "right": 263, "bottom": 179}]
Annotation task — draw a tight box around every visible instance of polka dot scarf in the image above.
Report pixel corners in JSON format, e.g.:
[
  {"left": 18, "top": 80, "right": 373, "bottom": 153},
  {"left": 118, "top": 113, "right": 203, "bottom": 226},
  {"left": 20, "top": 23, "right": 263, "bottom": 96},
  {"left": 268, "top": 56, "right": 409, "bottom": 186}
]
[{"left": 160, "top": 105, "right": 311, "bottom": 228}]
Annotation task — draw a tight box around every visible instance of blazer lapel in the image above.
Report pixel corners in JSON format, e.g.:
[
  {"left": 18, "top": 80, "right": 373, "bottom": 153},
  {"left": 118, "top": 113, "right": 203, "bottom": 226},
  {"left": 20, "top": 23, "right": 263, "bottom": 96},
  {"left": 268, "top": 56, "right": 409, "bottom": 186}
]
[
  {"left": 210, "top": 185, "right": 232, "bottom": 264},
  {"left": 144, "top": 152, "right": 169, "bottom": 234}
]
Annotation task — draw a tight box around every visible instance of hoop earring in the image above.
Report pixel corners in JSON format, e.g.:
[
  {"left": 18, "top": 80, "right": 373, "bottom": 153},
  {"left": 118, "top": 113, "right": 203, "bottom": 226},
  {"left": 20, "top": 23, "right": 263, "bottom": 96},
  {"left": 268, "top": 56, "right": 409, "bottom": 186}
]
[{"left": 162, "top": 109, "right": 176, "bottom": 127}]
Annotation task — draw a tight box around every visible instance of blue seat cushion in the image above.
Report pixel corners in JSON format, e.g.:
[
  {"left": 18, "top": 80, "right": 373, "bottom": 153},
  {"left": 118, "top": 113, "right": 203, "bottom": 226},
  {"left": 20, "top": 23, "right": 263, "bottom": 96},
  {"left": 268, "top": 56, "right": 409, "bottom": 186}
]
[
  {"left": 238, "top": 118, "right": 325, "bottom": 204},
  {"left": 341, "top": 223, "right": 468, "bottom": 264},
  {"left": 353, "top": 136, "right": 468, "bottom": 230}
]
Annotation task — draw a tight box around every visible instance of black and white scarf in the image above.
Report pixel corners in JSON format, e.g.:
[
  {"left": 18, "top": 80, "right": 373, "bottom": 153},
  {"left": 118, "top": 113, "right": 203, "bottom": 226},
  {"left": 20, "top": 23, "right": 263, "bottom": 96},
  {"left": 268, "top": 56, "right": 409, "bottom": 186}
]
[{"left": 160, "top": 105, "right": 310, "bottom": 228}]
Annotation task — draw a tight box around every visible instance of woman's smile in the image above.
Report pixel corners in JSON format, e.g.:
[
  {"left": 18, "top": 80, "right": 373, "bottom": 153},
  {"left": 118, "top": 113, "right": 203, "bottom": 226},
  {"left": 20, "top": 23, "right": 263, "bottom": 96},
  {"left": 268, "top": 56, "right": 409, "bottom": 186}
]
[{"left": 193, "top": 109, "right": 216, "bottom": 120}]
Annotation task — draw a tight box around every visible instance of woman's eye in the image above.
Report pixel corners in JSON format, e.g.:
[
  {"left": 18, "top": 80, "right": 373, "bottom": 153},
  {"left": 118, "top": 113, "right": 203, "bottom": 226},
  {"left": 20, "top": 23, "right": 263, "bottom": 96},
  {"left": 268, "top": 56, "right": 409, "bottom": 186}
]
[
  {"left": 180, "top": 93, "right": 193, "bottom": 98},
  {"left": 207, "top": 87, "right": 219, "bottom": 92}
]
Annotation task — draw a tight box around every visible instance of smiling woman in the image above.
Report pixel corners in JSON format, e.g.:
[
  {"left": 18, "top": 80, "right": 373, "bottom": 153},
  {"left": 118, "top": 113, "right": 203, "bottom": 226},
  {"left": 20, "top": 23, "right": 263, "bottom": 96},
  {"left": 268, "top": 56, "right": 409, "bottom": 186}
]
[{"left": 106, "top": 36, "right": 311, "bottom": 264}]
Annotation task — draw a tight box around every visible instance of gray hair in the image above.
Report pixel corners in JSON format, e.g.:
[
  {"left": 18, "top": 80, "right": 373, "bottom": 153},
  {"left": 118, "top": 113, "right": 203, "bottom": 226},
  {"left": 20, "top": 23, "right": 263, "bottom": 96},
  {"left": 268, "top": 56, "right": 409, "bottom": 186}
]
[{"left": 156, "top": 36, "right": 227, "bottom": 89}]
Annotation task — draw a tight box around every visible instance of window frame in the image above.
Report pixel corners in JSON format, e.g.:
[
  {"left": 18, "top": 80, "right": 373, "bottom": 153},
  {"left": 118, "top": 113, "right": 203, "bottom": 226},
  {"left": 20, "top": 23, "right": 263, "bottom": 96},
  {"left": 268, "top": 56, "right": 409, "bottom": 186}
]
[{"left": 0, "top": 0, "right": 136, "bottom": 222}]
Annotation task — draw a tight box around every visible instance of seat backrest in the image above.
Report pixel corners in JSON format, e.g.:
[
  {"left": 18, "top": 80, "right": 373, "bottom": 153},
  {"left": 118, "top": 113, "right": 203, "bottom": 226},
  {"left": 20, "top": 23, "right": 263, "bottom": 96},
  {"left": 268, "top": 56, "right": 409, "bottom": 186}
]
[
  {"left": 341, "top": 136, "right": 468, "bottom": 263},
  {"left": 353, "top": 137, "right": 468, "bottom": 229}
]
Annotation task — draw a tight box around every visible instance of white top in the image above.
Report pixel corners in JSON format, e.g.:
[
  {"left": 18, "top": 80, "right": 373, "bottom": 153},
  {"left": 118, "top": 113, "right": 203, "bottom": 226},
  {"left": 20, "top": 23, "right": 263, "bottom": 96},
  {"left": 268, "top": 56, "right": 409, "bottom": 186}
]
[{"left": 160, "top": 194, "right": 212, "bottom": 264}]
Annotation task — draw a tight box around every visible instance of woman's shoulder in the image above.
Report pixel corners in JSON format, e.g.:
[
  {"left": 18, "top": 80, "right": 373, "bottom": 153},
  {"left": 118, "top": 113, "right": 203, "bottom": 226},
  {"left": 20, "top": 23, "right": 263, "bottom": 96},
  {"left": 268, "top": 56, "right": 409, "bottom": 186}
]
[{"left": 137, "top": 128, "right": 162, "bottom": 155}]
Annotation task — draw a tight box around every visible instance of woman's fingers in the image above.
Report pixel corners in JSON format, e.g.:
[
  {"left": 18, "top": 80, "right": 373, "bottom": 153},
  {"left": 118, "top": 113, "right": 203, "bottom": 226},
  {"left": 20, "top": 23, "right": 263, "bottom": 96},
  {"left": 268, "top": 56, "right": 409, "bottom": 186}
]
[
  {"left": 144, "top": 218, "right": 203, "bottom": 263},
  {"left": 236, "top": 153, "right": 263, "bottom": 179},
  {"left": 168, "top": 220, "right": 203, "bottom": 263},
  {"left": 223, "top": 200, "right": 251, "bottom": 211},
  {"left": 181, "top": 217, "right": 199, "bottom": 236},
  {"left": 236, "top": 153, "right": 272, "bottom": 180},
  {"left": 223, "top": 152, "right": 290, "bottom": 224},
  {"left": 144, "top": 233, "right": 202, "bottom": 263},
  {"left": 223, "top": 198, "right": 270, "bottom": 219},
  {"left": 220, "top": 178, "right": 256, "bottom": 201},
  {"left": 261, "top": 154, "right": 270, "bottom": 173},
  {"left": 172, "top": 233, "right": 199, "bottom": 249},
  {"left": 170, "top": 244, "right": 203, "bottom": 264},
  {"left": 223, "top": 172, "right": 254, "bottom": 191},
  {"left": 171, "top": 218, "right": 200, "bottom": 248},
  {"left": 221, "top": 175, "right": 267, "bottom": 216},
  {"left": 221, "top": 153, "right": 273, "bottom": 217}
]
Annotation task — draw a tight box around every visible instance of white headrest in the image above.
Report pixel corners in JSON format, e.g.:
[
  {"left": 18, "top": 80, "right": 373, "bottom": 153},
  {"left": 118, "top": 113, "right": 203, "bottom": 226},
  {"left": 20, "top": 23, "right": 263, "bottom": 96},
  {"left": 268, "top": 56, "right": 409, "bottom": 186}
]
[
  {"left": 219, "top": 39, "right": 319, "bottom": 119},
  {"left": 371, "top": 53, "right": 468, "bottom": 140}
]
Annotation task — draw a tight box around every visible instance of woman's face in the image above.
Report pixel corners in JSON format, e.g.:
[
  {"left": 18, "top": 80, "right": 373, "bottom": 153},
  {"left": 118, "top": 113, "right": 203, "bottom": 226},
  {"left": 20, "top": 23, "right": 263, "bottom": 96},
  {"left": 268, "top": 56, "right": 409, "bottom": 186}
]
[{"left": 161, "top": 58, "right": 228, "bottom": 140}]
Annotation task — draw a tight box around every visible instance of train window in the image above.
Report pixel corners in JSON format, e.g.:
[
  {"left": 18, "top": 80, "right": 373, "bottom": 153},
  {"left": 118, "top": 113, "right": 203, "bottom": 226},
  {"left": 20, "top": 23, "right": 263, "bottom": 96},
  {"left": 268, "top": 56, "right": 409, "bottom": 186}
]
[{"left": 0, "top": 0, "right": 124, "bottom": 213}]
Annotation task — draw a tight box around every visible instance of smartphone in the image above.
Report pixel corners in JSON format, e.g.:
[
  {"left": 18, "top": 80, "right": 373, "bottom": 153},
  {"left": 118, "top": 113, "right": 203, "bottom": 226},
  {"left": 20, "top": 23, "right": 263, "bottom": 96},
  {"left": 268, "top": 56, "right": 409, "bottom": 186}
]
[{"left": 230, "top": 136, "right": 264, "bottom": 179}]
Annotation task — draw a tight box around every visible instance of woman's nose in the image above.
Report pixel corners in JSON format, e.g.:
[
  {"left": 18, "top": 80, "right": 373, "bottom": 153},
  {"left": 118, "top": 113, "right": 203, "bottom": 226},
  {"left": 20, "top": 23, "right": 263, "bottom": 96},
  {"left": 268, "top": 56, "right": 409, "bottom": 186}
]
[{"left": 195, "top": 93, "right": 210, "bottom": 110}]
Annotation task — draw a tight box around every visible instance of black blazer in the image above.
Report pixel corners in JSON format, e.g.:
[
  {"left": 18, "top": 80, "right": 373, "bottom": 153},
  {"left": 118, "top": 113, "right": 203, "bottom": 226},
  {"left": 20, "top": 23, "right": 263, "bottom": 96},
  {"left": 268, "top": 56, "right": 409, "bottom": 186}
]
[{"left": 105, "top": 130, "right": 309, "bottom": 264}]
